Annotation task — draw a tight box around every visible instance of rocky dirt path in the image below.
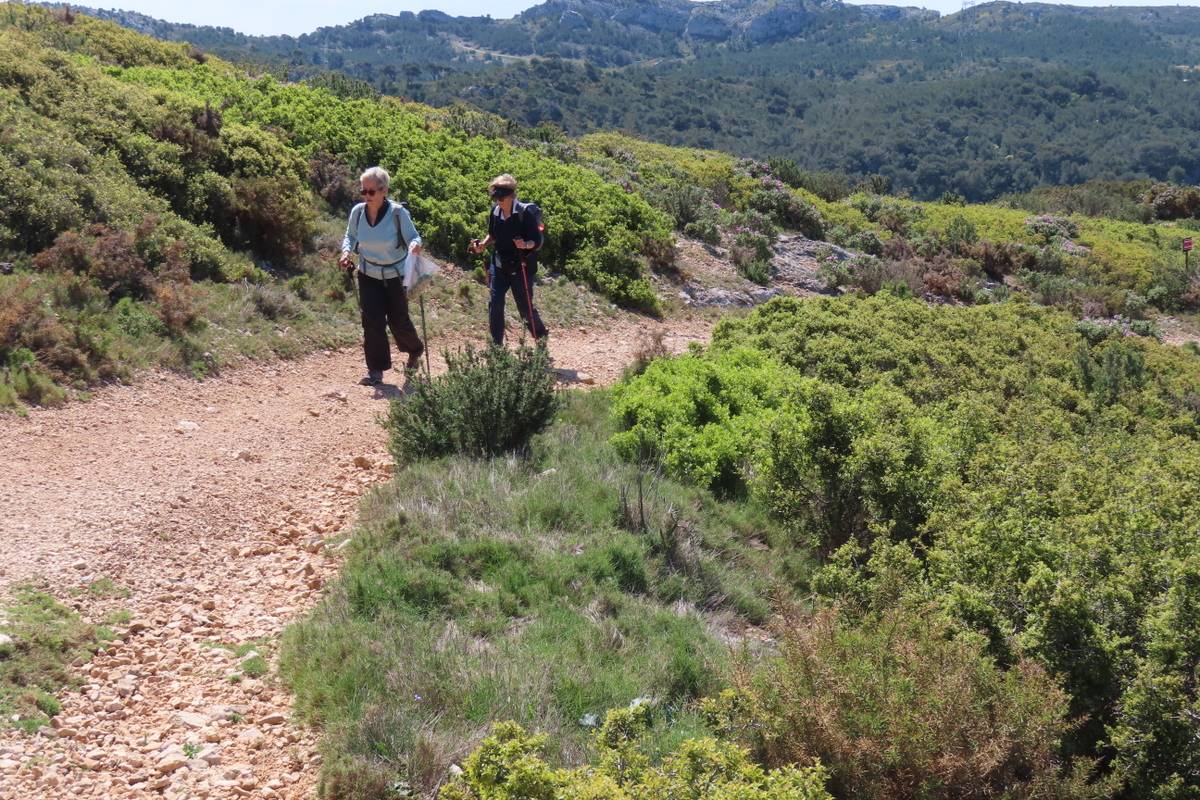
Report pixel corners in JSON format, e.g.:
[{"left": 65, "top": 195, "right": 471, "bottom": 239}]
[{"left": 0, "top": 316, "right": 712, "bottom": 800}]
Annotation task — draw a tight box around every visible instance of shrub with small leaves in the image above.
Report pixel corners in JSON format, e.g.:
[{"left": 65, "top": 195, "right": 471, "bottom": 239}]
[
  {"left": 1024, "top": 214, "right": 1080, "bottom": 243},
  {"left": 439, "top": 710, "right": 833, "bottom": 800},
  {"left": 707, "top": 604, "right": 1109, "bottom": 800},
  {"left": 387, "top": 344, "right": 559, "bottom": 460},
  {"left": 731, "top": 231, "right": 773, "bottom": 269},
  {"left": 683, "top": 217, "right": 722, "bottom": 246},
  {"left": 738, "top": 259, "right": 771, "bottom": 286}
]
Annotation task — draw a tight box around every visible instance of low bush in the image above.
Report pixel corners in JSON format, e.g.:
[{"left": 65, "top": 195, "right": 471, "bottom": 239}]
[
  {"left": 645, "top": 182, "right": 711, "bottom": 230},
  {"left": 747, "top": 186, "right": 824, "bottom": 239},
  {"left": 768, "top": 158, "right": 853, "bottom": 203},
  {"left": 738, "top": 259, "right": 771, "bottom": 286},
  {"left": 706, "top": 604, "right": 1107, "bottom": 800},
  {"left": 829, "top": 226, "right": 883, "bottom": 256},
  {"left": 731, "top": 231, "right": 773, "bottom": 269},
  {"left": 1024, "top": 214, "right": 1080, "bottom": 244},
  {"left": 610, "top": 348, "right": 795, "bottom": 495},
  {"left": 943, "top": 214, "right": 978, "bottom": 255},
  {"left": 308, "top": 149, "right": 358, "bottom": 211},
  {"left": 230, "top": 177, "right": 317, "bottom": 264},
  {"left": 386, "top": 344, "right": 559, "bottom": 460},
  {"left": 683, "top": 217, "right": 722, "bottom": 246},
  {"left": 614, "top": 295, "right": 1200, "bottom": 796},
  {"left": 440, "top": 708, "right": 832, "bottom": 800},
  {"left": 250, "top": 283, "right": 303, "bottom": 321},
  {"left": 34, "top": 227, "right": 153, "bottom": 301},
  {"left": 1140, "top": 182, "right": 1200, "bottom": 221}
]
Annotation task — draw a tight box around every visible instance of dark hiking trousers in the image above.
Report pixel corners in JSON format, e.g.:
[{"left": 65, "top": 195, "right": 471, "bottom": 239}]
[
  {"left": 488, "top": 260, "right": 548, "bottom": 345},
  {"left": 358, "top": 271, "right": 423, "bottom": 372}
]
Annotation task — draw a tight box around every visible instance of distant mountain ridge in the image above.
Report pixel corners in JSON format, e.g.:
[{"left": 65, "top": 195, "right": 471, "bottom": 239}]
[
  {"left": 59, "top": 0, "right": 941, "bottom": 60},
  {"left": 50, "top": 0, "right": 1200, "bottom": 199}
]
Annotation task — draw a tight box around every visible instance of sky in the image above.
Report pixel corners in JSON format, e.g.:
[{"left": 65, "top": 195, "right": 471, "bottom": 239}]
[{"left": 96, "top": 0, "right": 1200, "bottom": 37}]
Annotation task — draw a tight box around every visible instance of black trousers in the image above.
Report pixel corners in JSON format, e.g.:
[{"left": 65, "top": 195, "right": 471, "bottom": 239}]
[
  {"left": 358, "top": 271, "right": 423, "bottom": 372},
  {"left": 488, "top": 259, "right": 549, "bottom": 345}
]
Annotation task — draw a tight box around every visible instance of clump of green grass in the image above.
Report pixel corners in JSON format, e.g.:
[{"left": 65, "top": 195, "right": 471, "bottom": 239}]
[
  {"left": 201, "top": 639, "right": 271, "bottom": 680},
  {"left": 74, "top": 577, "right": 131, "bottom": 600},
  {"left": 282, "top": 391, "right": 808, "bottom": 798},
  {"left": 0, "top": 587, "right": 110, "bottom": 733},
  {"left": 241, "top": 655, "right": 269, "bottom": 679}
]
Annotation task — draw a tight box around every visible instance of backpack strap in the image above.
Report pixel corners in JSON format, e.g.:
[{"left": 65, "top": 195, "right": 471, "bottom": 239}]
[
  {"left": 393, "top": 202, "right": 410, "bottom": 251},
  {"left": 350, "top": 205, "right": 363, "bottom": 252}
]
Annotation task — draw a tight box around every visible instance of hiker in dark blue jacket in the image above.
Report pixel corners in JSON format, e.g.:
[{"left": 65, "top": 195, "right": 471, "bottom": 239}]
[{"left": 467, "top": 174, "right": 549, "bottom": 345}]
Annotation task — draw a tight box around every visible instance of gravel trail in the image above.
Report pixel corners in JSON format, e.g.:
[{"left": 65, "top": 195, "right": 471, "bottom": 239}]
[{"left": 0, "top": 316, "right": 711, "bottom": 800}]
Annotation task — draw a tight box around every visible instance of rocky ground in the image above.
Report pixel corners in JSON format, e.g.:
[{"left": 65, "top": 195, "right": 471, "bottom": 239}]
[
  {"left": 0, "top": 316, "right": 712, "bottom": 800},
  {"left": 672, "top": 234, "right": 844, "bottom": 309}
]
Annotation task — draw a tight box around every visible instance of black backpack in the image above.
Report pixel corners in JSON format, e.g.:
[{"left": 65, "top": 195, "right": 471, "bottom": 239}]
[{"left": 513, "top": 200, "right": 546, "bottom": 251}]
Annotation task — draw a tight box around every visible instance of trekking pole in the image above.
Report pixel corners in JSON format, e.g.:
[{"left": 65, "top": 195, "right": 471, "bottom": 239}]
[
  {"left": 519, "top": 256, "right": 539, "bottom": 342},
  {"left": 418, "top": 294, "right": 432, "bottom": 382}
]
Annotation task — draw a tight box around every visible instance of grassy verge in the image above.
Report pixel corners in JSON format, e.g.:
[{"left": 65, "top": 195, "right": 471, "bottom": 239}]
[
  {"left": 280, "top": 390, "right": 810, "bottom": 798},
  {"left": 0, "top": 587, "right": 114, "bottom": 733}
]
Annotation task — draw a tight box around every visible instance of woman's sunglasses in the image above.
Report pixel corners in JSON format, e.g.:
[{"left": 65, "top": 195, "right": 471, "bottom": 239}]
[
  {"left": 361, "top": 187, "right": 382, "bottom": 196},
  {"left": 489, "top": 187, "right": 514, "bottom": 200}
]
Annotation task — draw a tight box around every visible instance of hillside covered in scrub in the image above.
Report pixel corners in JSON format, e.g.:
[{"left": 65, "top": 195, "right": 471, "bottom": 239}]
[
  {"left": 0, "top": 4, "right": 671, "bottom": 409},
  {"left": 6, "top": 5, "right": 1200, "bottom": 800},
  {"left": 286, "top": 294, "right": 1200, "bottom": 799},
  {"left": 4, "top": 2, "right": 1200, "bottom": 414},
  {"left": 73, "top": 0, "right": 1200, "bottom": 200}
]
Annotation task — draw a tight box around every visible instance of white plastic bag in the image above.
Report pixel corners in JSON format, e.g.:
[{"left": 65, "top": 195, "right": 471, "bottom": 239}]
[{"left": 404, "top": 249, "right": 439, "bottom": 298}]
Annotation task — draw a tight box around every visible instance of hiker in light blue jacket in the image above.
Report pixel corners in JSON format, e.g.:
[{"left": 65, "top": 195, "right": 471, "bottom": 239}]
[{"left": 339, "top": 166, "right": 424, "bottom": 386}]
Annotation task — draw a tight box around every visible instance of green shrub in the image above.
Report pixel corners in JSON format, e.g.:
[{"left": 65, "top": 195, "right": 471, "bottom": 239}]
[
  {"left": 1024, "top": 214, "right": 1080, "bottom": 243},
  {"left": 230, "top": 176, "right": 317, "bottom": 264},
  {"left": 768, "top": 159, "right": 853, "bottom": 203},
  {"left": 944, "top": 214, "right": 978, "bottom": 255},
  {"left": 829, "top": 226, "right": 883, "bottom": 256},
  {"left": 1140, "top": 182, "right": 1200, "bottom": 221},
  {"left": 611, "top": 348, "right": 794, "bottom": 495},
  {"left": 645, "top": 182, "right": 710, "bottom": 229},
  {"left": 440, "top": 711, "right": 832, "bottom": 800},
  {"left": 387, "top": 344, "right": 559, "bottom": 460},
  {"left": 612, "top": 294, "right": 1200, "bottom": 796},
  {"left": 250, "top": 283, "right": 303, "bottom": 321},
  {"left": 731, "top": 231, "right": 772, "bottom": 269},
  {"left": 738, "top": 259, "right": 771, "bottom": 286},
  {"left": 1106, "top": 557, "right": 1200, "bottom": 799},
  {"left": 748, "top": 186, "right": 824, "bottom": 239},
  {"left": 683, "top": 217, "right": 722, "bottom": 246},
  {"left": 756, "top": 381, "right": 949, "bottom": 551},
  {"left": 706, "top": 604, "right": 1107, "bottom": 800}
]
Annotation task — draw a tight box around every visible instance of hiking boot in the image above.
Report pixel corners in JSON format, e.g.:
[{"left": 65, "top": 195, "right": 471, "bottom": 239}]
[
  {"left": 404, "top": 353, "right": 423, "bottom": 374},
  {"left": 358, "top": 370, "right": 383, "bottom": 386}
]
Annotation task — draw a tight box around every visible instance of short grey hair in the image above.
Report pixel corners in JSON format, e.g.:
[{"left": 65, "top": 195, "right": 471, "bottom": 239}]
[{"left": 360, "top": 166, "right": 390, "bottom": 192}]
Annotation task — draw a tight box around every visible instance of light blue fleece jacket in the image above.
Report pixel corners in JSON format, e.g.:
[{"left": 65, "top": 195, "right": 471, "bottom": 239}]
[{"left": 341, "top": 200, "right": 422, "bottom": 281}]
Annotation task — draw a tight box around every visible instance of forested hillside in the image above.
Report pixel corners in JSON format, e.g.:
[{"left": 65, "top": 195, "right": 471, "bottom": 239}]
[
  {"left": 0, "top": 4, "right": 670, "bottom": 409},
  {"left": 71, "top": 0, "right": 1200, "bottom": 200},
  {"left": 5, "top": 2, "right": 1200, "bottom": 410}
]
